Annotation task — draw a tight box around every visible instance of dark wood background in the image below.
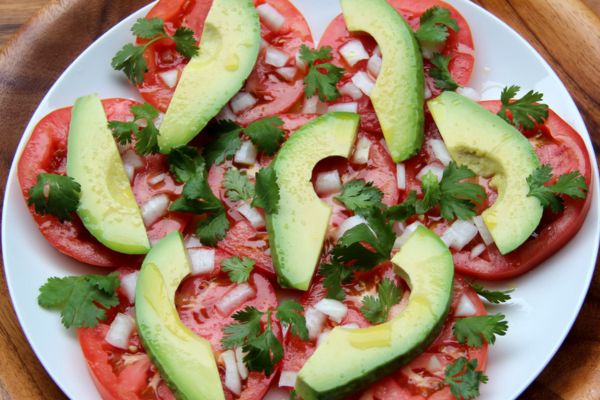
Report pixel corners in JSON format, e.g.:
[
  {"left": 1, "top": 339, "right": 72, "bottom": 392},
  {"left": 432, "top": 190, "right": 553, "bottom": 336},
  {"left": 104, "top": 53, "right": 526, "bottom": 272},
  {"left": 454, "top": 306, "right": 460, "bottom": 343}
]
[{"left": 0, "top": 0, "right": 598, "bottom": 399}]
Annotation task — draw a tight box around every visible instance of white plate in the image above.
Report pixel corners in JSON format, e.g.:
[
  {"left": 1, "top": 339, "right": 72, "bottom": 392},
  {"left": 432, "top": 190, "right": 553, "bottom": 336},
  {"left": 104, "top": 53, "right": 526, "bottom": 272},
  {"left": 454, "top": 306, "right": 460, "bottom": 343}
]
[{"left": 2, "top": 1, "right": 599, "bottom": 399}]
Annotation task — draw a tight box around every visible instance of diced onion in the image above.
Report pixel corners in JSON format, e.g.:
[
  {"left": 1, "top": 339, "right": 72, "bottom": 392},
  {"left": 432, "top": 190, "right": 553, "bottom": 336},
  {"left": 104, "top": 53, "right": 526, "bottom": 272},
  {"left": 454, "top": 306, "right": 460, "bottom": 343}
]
[
  {"left": 122, "top": 150, "right": 143, "bottom": 170},
  {"left": 429, "top": 139, "right": 453, "bottom": 166},
  {"left": 188, "top": 248, "right": 215, "bottom": 275},
  {"left": 315, "top": 170, "right": 342, "bottom": 195},
  {"left": 470, "top": 243, "right": 486, "bottom": 258},
  {"left": 472, "top": 215, "right": 494, "bottom": 245},
  {"left": 305, "top": 307, "right": 326, "bottom": 340},
  {"left": 276, "top": 67, "right": 297, "bottom": 82},
  {"left": 216, "top": 283, "right": 256, "bottom": 315},
  {"left": 396, "top": 163, "right": 406, "bottom": 190},
  {"left": 367, "top": 54, "right": 382, "bottom": 78},
  {"left": 394, "top": 222, "right": 423, "bottom": 249},
  {"left": 352, "top": 137, "right": 371, "bottom": 165},
  {"left": 263, "top": 388, "right": 291, "bottom": 400},
  {"left": 120, "top": 272, "right": 139, "bottom": 304},
  {"left": 314, "top": 298, "right": 347, "bottom": 323},
  {"left": 154, "top": 113, "right": 165, "bottom": 129},
  {"left": 234, "top": 141, "right": 258, "bottom": 166},
  {"left": 417, "top": 164, "right": 444, "bottom": 182},
  {"left": 185, "top": 234, "right": 202, "bottom": 248},
  {"left": 235, "top": 347, "right": 249, "bottom": 380},
  {"left": 302, "top": 96, "right": 318, "bottom": 113},
  {"left": 295, "top": 51, "right": 307, "bottom": 72},
  {"left": 424, "top": 85, "right": 433, "bottom": 100},
  {"left": 457, "top": 86, "right": 481, "bottom": 102},
  {"left": 237, "top": 203, "right": 265, "bottom": 229},
  {"left": 441, "top": 220, "right": 478, "bottom": 251},
  {"left": 148, "top": 173, "right": 166, "bottom": 186},
  {"left": 216, "top": 105, "right": 236, "bottom": 121},
  {"left": 141, "top": 194, "right": 170, "bottom": 226},
  {"left": 337, "top": 215, "right": 367, "bottom": 240},
  {"left": 158, "top": 69, "right": 179, "bottom": 89},
  {"left": 317, "top": 330, "right": 330, "bottom": 347},
  {"left": 105, "top": 313, "right": 135, "bottom": 350},
  {"left": 340, "top": 323, "right": 360, "bottom": 330},
  {"left": 339, "top": 39, "right": 369, "bottom": 67},
  {"left": 339, "top": 82, "right": 363, "bottom": 101},
  {"left": 392, "top": 221, "right": 405, "bottom": 236},
  {"left": 221, "top": 350, "right": 242, "bottom": 396},
  {"left": 455, "top": 294, "right": 477, "bottom": 317},
  {"left": 351, "top": 71, "right": 375, "bottom": 96},
  {"left": 230, "top": 92, "right": 257, "bottom": 114},
  {"left": 426, "top": 355, "right": 443, "bottom": 373},
  {"left": 257, "top": 3, "right": 286, "bottom": 32},
  {"left": 328, "top": 102, "right": 358, "bottom": 113},
  {"left": 373, "top": 45, "right": 381, "bottom": 57},
  {"left": 123, "top": 164, "right": 135, "bottom": 182},
  {"left": 422, "top": 47, "right": 434, "bottom": 60},
  {"left": 279, "top": 371, "right": 298, "bottom": 388},
  {"left": 265, "top": 47, "right": 289, "bottom": 67}
]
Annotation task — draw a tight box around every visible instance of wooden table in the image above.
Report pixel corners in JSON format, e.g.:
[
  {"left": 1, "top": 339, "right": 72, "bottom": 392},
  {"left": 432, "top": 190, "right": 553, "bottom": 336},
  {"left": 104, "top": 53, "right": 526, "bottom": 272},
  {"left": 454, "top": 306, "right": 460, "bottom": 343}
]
[{"left": 0, "top": 0, "right": 599, "bottom": 399}]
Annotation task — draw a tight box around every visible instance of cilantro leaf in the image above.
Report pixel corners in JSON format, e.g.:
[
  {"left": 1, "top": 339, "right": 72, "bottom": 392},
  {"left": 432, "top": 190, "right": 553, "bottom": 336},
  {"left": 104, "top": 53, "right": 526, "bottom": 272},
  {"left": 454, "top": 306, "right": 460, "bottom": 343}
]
[
  {"left": 172, "top": 27, "right": 199, "bottom": 58},
  {"left": 319, "top": 262, "right": 353, "bottom": 300},
  {"left": 416, "top": 6, "right": 459, "bottom": 47},
  {"left": 111, "top": 43, "right": 147, "bottom": 85},
  {"left": 131, "top": 17, "right": 164, "bottom": 39},
  {"left": 135, "top": 122, "right": 160, "bottom": 155},
  {"left": 243, "top": 316, "right": 283, "bottom": 376},
  {"left": 253, "top": 164, "right": 280, "bottom": 214},
  {"left": 430, "top": 53, "right": 459, "bottom": 91},
  {"left": 108, "top": 120, "right": 137, "bottom": 145},
  {"left": 386, "top": 191, "right": 418, "bottom": 222},
  {"left": 527, "top": 165, "right": 588, "bottom": 213},
  {"left": 196, "top": 211, "right": 230, "bottom": 246},
  {"left": 335, "top": 180, "right": 384, "bottom": 214},
  {"left": 222, "top": 306, "right": 264, "bottom": 349},
  {"left": 168, "top": 146, "right": 206, "bottom": 183},
  {"left": 38, "top": 272, "right": 120, "bottom": 328},
  {"left": 224, "top": 169, "right": 255, "bottom": 202},
  {"left": 108, "top": 102, "right": 161, "bottom": 155},
  {"left": 498, "top": 85, "right": 549, "bottom": 130},
  {"left": 360, "top": 278, "right": 402, "bottom": 324},
  {"left": 28, "top": 173, "right": 81, "bottom": 222},
  {"left": 276, "top": 300, "right": 309, "bottom": 341},
  {"left": 437, "top": 163, "right": 486, "bottom": 220},
  {"left": 222, "top": 256, "right": 255, "bottom": 283},
  {"left": 444, "top": 357, "right": 488, "bottom": 400},
  {"left": 244, "top": 117, "right": 285, "bottom": 155},
  {"left": 203, "top": 120, "right": 243, "bottom": 166},
  {"left": 300, "top": 45, "right": 344, "bottom": 101},
  {"left": 453, "top": 314, "right": 508, "bottom": 348},
  {"left": 470, "top": 283, "right": 513, "bottom": 304}
]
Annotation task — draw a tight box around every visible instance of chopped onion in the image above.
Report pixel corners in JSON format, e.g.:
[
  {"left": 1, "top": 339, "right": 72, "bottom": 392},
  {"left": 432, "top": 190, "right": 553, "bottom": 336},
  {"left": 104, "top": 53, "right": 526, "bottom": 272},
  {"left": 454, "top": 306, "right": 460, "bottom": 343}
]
[
  {"left": 424, "top": 84, "right": 433, "bottom": 100},
  {"left": 373, "top": 45, "right": 381, "bottom": 57},
  {"left": 279, "top": 370, "right": 298, "bottom": 387},
  {"left": 337, "top": 215, "right": 367, "bottom": 240},
  {"left": 122, "top": 149, "right": 143, "bottom": 170},
  {"left": 276, "top": 67, "right": 297, "bottom": 82},
  {"left": 154, "top": 113, "right": 165, "bottom": 129},
  {"left": 472, "top": 215, "right": 494, "bottom": 245},
  {"left": 351, "top": 71, "right": 375, "bottom": 96},
  {"left": 340, "top": 323, "right": 359, "bottom": 330},
  {"left": 148, "top": 173, "right": 166, "bottom": 186},
  {"left": 188, "top": 248, "right": 215, "bottom": 275},
  {"left": 105, "top": 313, "right": 135, "bottom": 350},
  {"left": 120, "top": 272, "right": 139, "bottom": 304},
  {"left": 328, "top": 102, "right": 358, "bottom": 113},
  {"left": 394, "top": 222, "right": 423, "bottom": 249},
  {"left": 416, "top": 164, "right": 444, "bottom": 182},
  {"left": 302, "top": 96, "right": 319, "bottom": 113},
  {"left": 221, "top": 350, "right": 242, "bottom": 395},
  {"left": 235, "top": 347, "right": 249, "bottom": 380},
  {"left": 230, "top": 92, "right": 257, "bottom": 114},
  {"left": 396, "top": 163, "right": 406, "bottom": 190},
  {"left": 441, "top": 220, "right": 478, "bottom": 251},
  {"left": 339, "top": 39, "right": 369, "bottom": 67},
  {"left": 455, "top": 294, "right": 477, "bottom": 317},
  {"left": 470, "top": 243, "right": 486, "bottom": 258},
  {"left": 317, "top": 330, "right": 330, "bottom": 347},
  {"left": 457, "top": 86, "right": 481, "bottom": 101},
  {"left": 263, "top": 388, "right": 291, "bottom": 400},
  {"left": 295, "top": 51, "right": 307, "bottom": 72},
  {"left": 367, "top": 54, "right": 382, "bottom": 78},
  {"left": 123, "top": 164, "right": 135, "bottom": 182},
  {"left": 141, "top": 194, "right": 170, "bottom": 226},
  {"left": 216, "top": 104, "right": 236, "bottom": 121},
  {"left": 158, "top": 69, "right": 179, "bottom": 89},
  {"left": 352, "top": 137, "right": 371, "bottom": 164},
  {"left": 392, "top": 221, "right": 405, "bottom": 236},
  {"left": 339, "top": 82, "right": 363, "bottom": 101},
  {"left": 314, "top": 298, "right": 347, "bottom": 323},
  {"left": 429, "top": 139, "right": 453, "bottom": 166},
  {"left": 234, "top": 141, "right": 258, "bottom": 166},
  {"left": 422, "top": 47, "right": 434, "bottom": 60},
  {"left": 237, "top": 203, "right": 265, "bottom": 229},
  {"left": 426, "top": 355, "right": 443, "bottom": 373},
  {"left": 265, "top": 47, "right": 289, "bottom": 67},
  {"left": 185, "top": 234, "right": 202, "bottom": 248},
  {"left": 305, "top": 307, "right": 326, "bottom": 340},
  {"left": 216, "top": 283, "right": 256, "bottom": 315},
  {"left": 315, "top": 170, "right": 342, "bottom": 195},
  {"left": 257, "top": 3, "right": 286, "bottom": 32}
]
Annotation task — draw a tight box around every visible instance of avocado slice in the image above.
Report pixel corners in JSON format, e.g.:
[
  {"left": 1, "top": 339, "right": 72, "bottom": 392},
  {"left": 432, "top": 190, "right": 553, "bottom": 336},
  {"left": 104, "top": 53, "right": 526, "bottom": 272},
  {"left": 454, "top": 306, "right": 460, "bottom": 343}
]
[
  {"left": 267, "top": 112, "right": 359, "bottom": 291},
  {"left": 158, "top": 0, "right": 260, "bottom": 153},
  {"left": 66, "top": 94, "right": 150, "bottom": 254},
  {"left": 428, "top": 92, "right": 543, "bottom": 254},
  {"left": 295, "top": 226, "right": 454, "bottom": 399},
  {"left": 341, "top": 0, "right": 424, "bottom": 162},
  {"left": 136, "top": 231, "right": 224, "bottom": 400}
]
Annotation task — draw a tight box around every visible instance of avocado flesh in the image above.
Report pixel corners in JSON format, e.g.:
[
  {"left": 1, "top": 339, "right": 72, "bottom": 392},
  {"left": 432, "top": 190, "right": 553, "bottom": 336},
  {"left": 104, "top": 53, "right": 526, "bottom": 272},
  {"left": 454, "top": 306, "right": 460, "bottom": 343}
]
[
  {"left": 341, "top": 0, "right": 424, "bottom": 162},
  {"left": 295, "top": 226, "right": 454, "bottom": 399},
  {"left": 428, "top": 92, "right": 543, "bottom": 254},
  {"left": 158, "top": 0, "right": 260, "bottom": 153},
  {"left": 66, "top": 94, "right": 149, "bottom": 254},
  {"left": 267, "top": 113, "right": 359, "bottom": 291},
  {"left": 136, "top": 232, "right": 224, "bottom": 400}
]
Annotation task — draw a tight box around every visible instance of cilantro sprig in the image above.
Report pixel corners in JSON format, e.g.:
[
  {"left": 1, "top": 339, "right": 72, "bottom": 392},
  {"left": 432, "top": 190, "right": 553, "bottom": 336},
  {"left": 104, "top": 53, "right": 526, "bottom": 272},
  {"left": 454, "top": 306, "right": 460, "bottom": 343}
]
[
  {"left": 244, "top": 116, "right": 285, "bottom": 155},
  {"left": 224, "top": 169, "right": 255, "bottom": 202},
  {"left": 453, "top": 314, "right": 508, "bottom": 348},
  {"left": 444, "top": 357, "right": 488, "bottom": 400},
  {"left": 112, "top": 18, "right": 199, "bottom": 85},
  {"left": 335, "top": 180, "right": 384, "bottom": 215},
  {"left": 252, "top": 164, "right": 280, "bottom": 214},
  {"left": 222, "top": 256, "right": 255, "bottom": 283},
  {"left": 430, "top": 53, "right": 459, "bottom": 91},
  {"left": 108, "top": 102, "right": 161, "bottom": 155},
  {"left": 300, "top": 45, "right": 345, "bottom": 102},
  {"left": 527, "top": 164, "right": 588, "bottom": 213},
  {"left": 28, "top": 173, "right": 81, "bottom": 222},
  {"left": 498, "top": 85, "right": 549, "bottom": 130},
  {"left": 470, "top": 283, "right": 513, "bottom": 304},
  {"left": 360, "top": 278, "right": 402, "bottom": 324},
  {"left": 416, "top": 7, "right": 459, "bottom": 48}
]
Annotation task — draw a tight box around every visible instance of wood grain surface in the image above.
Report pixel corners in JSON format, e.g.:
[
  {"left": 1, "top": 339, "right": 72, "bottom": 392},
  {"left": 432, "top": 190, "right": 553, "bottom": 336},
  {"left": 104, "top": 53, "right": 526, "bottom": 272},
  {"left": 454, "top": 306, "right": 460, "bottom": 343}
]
[{"left": 0, "top": 1, "right": 599, "bottom": 399}]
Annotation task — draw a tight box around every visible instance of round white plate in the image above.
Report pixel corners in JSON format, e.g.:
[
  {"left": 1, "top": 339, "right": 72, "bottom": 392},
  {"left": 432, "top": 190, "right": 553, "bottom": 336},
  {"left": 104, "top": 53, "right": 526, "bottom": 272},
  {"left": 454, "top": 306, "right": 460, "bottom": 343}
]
[{"left": 2, "top": 1, "right": 599, "bottom": 399}]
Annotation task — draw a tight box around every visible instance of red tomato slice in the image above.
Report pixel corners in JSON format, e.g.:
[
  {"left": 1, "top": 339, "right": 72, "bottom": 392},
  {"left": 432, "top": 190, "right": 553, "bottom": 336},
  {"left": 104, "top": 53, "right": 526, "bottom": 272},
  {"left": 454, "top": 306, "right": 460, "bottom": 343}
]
[{"left": 138, "top": 0, "right": 313, "bottom": 124}]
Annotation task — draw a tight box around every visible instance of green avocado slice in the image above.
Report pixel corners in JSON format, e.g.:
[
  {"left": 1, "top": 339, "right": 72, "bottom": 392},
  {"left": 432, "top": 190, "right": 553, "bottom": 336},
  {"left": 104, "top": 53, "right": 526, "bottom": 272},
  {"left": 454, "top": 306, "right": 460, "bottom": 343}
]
[
  {"left": 267, "top": 112, "right": 359, "bottom": 291},
  {"left": 428, "top": 91, "right": 543, "bottom": 254},
  {"left": 136, "top": 231, "right": 224, "bottom": 400},
  {"left": 295, "top": 226, "right": 454, "bottom": 399},
  {"left": 66, "top": 94, "right": 150, "bottom": 254},
  {"left": 158, "top": 0, "right": 261, "bottom": 153},
  {"left": 341, "top": 0, "right": 424, "bottom": 162}
]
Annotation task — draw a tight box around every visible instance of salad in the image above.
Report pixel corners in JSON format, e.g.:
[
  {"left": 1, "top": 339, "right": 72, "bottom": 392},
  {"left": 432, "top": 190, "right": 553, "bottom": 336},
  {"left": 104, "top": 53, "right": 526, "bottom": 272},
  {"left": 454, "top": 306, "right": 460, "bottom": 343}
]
[{"left": 13, "top": 0, "right": 593, "bottom": 399}]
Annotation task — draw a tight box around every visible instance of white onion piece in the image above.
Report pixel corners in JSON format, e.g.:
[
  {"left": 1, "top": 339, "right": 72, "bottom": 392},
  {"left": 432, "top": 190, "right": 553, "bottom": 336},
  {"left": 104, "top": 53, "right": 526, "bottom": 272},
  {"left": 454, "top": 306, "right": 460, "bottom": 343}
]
[
  {"left": 305, "top": 307, "right": 326, "bottom": 340},
  {"left": 317, "top": 330, "right": 330, "bottom": 347},
  {"left": 230, "top": 92, "right": 257, "bottom": 114},
  {"left": 158, "top": 69, "right": 179, "bottom": 89},
  {"left": 235, "top": 347, "right": 249, "bottom": 380},
  {"left": 276, "top": 67, "right": 297, "bottom": 82},
  {"left": 188, "top": 248, "right": 215, "bottom": 275},
  {"left": 339, "top": 39, "right": 369, "bottom": 67},
  {"left": 417, "top": 164, "right": 444, "bottom": 182},
  {"left": 455, "top": 294, "right": 477, "bottom": 317},
  {"left": 123, "top": 164, "right": 135, "bottom": 182},
  {"left": 315, "top": 170, "right": 342, "bottom": 195},
  {"left": 216, "top": 283, "right": 256, "bottom": 315},
  {"left": 263, "top": 388, "right": 292, "bottom": 400},
  {"left": 457, "top": 86, "right": 481, "bottom": 101},
  {"left": 442, "top": 220, "right": 478, "bottom": 251},
  {"left": 154, "top": 113, "right": 165, "bottom": 129},
  {"left": 314, "top": 298, "right": 347, "bottom": 323},
  {"left": 141, "top": 194, "right": 170, "bottom": 226},
  {"left": 122, "top": 149, "right": 143, "bottom": 169},
  {"left": 392, "top": 221, "right": 405, "bottom": 236},
  {"left": 265, "top": 47, "right": 289, "bottom": 67},
  {"left": 472, "top": 215, "right": 494, "bottom": 245},
  {"left": 105, "top": 313, "right": 135, "bottom": 350},
  {"left": 120, "top": 272, "right": 139, "bottom": 304},
  {"left": 328, "top": 102, "right": 358, "bottom": 113},
  {"left": 221, "top": 350, "right": 242, "bottom": 396},
  {"left": 424, "top": 85, "right": 433, "bottom": 100},
  {"left": 352, "top": 137, "right": 371, "bottom": 165},
  {"left": 340, "top": 323, "right": 360, "bottom": 330},
  {"left": 429, "top": 139, "right": 453, "bottom": 166},
  {"left": 373, "top": 45, "right": 381, "bottom": 57},
  {"left": 148, "top": 173, "right": 166, "bottom": 186},
  {"left": 257, "top": 3, "right": 286, "bottom": 32},
  {"left": 302, "top": 96, "right": 319, "bottom": 113},
  {"left": 339, "top": 82, "right": 363, "bottom": 101},
  {"left": 351, "top": 71, "right": 375, "bottom": 96},
  {"left": 394, "top": 222, "right": 423, "bottom": 249},
  {"left": 367, "top": 54, "right": 382, "bottom": 78},
  {"left": 185, "top": 234, "right": 202, "bottom": 248},
  {"left": 396, "top": 163, "right": 406, "bottom": 190},
  {"left": 234, "top": 141, "right": 258, "bottom": 166},
  {"left": 216, "top": 105, "right": 236, "bottom": 122},
  {"left": 470, "top": 243, "right": 486, "bottom": 259},
  {"left": 426, "top": 355, "right": 443, "bottom": 373},
  {"left": 295, "top": 51, "right": 307, "bottom": 72},
  {"left": 422, "top": 47, "right": 434, "bottom": 60},
  {"left": 237, "top": 203, "right": 265, "bottom": 229},
  {"left": 279, "top": 371, "right": 298, "bottom": 388},
  {"left": 337, "top": 215, "right": 368, "bottom": 240}
]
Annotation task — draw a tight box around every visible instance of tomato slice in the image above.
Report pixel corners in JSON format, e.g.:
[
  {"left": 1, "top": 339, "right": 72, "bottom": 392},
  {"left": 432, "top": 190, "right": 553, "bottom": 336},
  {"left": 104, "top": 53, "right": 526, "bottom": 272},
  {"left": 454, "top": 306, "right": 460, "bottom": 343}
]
[{"left": 138, "top": 0, "right": 313, "bottom": 124}]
